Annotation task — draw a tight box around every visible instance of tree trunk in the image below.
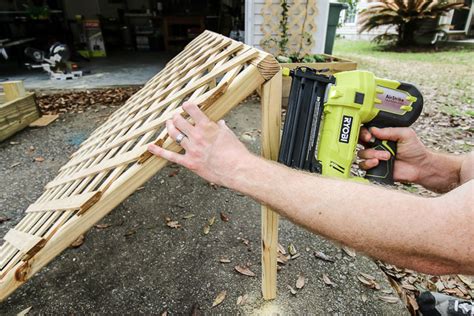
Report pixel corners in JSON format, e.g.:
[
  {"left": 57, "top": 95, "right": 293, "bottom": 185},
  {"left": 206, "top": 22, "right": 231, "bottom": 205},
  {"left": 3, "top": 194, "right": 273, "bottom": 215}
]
[{"left": 399, "top": 21, "right": 417, "bottom": 46}]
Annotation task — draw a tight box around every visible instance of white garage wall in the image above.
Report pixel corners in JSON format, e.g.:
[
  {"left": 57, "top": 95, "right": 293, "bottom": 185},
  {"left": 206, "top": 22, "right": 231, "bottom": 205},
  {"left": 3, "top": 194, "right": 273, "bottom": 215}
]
[{"left": 245, "top": 0, "right": 329, "bottom": 54}]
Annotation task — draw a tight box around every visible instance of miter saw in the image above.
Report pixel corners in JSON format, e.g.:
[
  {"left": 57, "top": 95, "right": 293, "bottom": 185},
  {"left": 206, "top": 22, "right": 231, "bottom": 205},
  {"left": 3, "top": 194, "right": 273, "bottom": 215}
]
[{"left": 24, "top": 43, "right": 83, "bottom": 80}]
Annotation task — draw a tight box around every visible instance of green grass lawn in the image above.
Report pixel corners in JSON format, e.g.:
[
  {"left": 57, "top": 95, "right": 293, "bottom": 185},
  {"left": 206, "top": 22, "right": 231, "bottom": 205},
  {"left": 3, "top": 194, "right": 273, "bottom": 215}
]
[{"left": 333, "top": 39, "right": 474, "bottom": 65}]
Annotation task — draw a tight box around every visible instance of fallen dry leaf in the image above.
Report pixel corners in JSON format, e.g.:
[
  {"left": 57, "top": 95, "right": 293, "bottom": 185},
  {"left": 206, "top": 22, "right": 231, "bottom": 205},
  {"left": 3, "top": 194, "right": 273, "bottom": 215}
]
[
  {"left": 357, "top": 274, "right": 380, "bottom": 290},
  {"left": 212, "top": 290, "right": 227, "bottom": 307},
  {"left": 322, "top": 273, "right": 334, "bottom": 286},
  {"left": 357, "top": 275, "right": 373, "bottom": 287},
  {"left": 0, "top": 216, "right": 11, "bottom": 224},
  {"left": 240, "top": 238, "right": 250, "bottom": 246},
  {"left": 182, "top": 213, "right": 195, "bottom": 219},
  {"left": 95, "top": 223, "right": 112, "bottom": 229},
  {"left": 288, "top": 243, "right": 297, "bottom": 256},
  {"left": 313, "top": 251, "right": 335, "bottom": 263},
  {"left": 208, "top": 216, "right": 216, "bottom": 226},
  {"left": 10, "top": 162, "right": 21, "bottom": 168},
  {"left": 342, "top": 246, "right": 356, "bottom": 257},
  {"left": 296, "top": 274, "right": 306, "bottom": 289},
  {"left": 17, "top": 306, "right": 32, "bottom": 316},
  {"left": 291, "top": 253, "right": 301, "bottom": 260},
  {"left": 379, "top": 295, "right": 400, "bottom": 304},
  {"left": 70, "top": 235, "right": 85, "bottom": 248},
  {"left": 235, "top": 265, "right": 256, "bottom": 277},
  {"left": 124, "top": 229, "right": 136, "bottom": 237},
  {"left": 360, "top": 273, "right": 376, "bottom": 281},
  {"left": 220, "top": 212, "right": 230, "bottom": 222},
  {"left": 278, "top": 243, "right": 287, "bottom": 255},
  {"left": 219, "top": 257, "right": 231, "bottom": 263},
  {"left": 35, "top": 87, "right": 139, "bottom": 115},
  {"left": 9, "top": 141, "right": 20, "bottom": 145},
  {"left": 361, "top": 294, "right": 368, "bottom": 303},
  {"left": 287, "top": 285, "right": 297, "bottom": 295},
  {"left": 168, "top": 170, "right": 179, "bottom": 177},
  {"left": 209, "top": 182, "right": 218, "bottom": 190},
  {"left": 236, "top": 294, "right": 248, "bottom": 305},
  {"left": 34, "top": 156, "right": 45, "bottom": 162},
  {"left": 401, "top": 283, "right": 416, "bottom": 291},
  {"left": 458, "top": 275, "right": 474, "bottom": 290},
  {"left": 277, "top": 252, "right": 289, "bottom": 264},
  {"left": 203, "top": 224, "right": 210, "bottom": 235},
  {"left": 407, "top": 294, "right": 419, "bottom": 312},
  {"left": 166, "top": 221, "right": 181, "bottom": 229}
]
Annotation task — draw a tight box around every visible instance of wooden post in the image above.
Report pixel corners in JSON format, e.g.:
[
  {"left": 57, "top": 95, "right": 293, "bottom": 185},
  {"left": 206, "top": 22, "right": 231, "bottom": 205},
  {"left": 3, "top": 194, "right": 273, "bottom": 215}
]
[{"left": 260, "top": 69, "right": 282, "bottom": 300}]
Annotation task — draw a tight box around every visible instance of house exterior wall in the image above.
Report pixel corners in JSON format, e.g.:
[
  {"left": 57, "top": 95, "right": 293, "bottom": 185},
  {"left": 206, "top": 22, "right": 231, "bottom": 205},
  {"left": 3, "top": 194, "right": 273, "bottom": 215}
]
[{"left": 245, "top": 0, "right": 329, "bottom": 54}]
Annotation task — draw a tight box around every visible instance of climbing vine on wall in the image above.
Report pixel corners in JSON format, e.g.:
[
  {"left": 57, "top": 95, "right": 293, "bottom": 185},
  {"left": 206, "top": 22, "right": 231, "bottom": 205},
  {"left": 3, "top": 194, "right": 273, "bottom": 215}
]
[{"left": 260, "top": 0, "right": 318, "bottom": 58}]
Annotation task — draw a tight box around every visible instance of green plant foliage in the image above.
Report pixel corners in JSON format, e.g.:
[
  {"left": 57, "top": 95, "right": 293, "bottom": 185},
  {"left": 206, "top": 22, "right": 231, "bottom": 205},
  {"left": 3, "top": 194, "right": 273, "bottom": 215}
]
[
  {"left": 276, "top": 54, "right": 329, "bottom": 63},
  {"left": 358, "top": 0, "right": 465, "bottom": 46}
]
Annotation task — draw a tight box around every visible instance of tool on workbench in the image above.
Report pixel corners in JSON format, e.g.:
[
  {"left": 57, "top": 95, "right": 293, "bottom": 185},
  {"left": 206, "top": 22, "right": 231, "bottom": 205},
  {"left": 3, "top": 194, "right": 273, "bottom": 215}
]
[
  {"left": 278, "top": 67, "right": 423, "bottom": 184},
  {"left": 24, "top": 43, "right": 83, "bottom": 80}
]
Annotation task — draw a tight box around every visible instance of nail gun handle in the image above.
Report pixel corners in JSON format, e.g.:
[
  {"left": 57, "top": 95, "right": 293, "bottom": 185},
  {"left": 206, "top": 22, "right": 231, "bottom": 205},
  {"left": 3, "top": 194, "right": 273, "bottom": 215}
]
[{"left": 364, "top": 138, "right": 397, "bottom": 185}]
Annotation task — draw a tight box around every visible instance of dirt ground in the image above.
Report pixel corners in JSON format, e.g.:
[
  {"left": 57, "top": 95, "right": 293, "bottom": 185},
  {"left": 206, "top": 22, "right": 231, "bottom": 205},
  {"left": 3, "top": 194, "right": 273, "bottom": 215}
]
[{"left": 0, "top": 98, "right": 407, "bottom": 314}]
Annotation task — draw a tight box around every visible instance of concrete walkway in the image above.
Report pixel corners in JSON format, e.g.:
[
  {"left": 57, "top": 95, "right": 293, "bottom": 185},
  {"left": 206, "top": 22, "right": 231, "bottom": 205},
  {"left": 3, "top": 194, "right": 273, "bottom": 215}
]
[
  {"left": 0, "top": 98, "right": 407, "bottom": 314},
  {"left": 0, "top": 51, "right": 173, "bottom": 90}
]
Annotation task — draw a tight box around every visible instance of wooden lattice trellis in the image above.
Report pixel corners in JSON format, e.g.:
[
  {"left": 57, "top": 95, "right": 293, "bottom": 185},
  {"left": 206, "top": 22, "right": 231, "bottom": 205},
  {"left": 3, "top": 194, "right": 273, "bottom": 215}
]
[
  {"left": 260, "top": 0, "right": 318, "bottom": 57},
  {"left": 0, "top": 31, "right": 282, "bottom": 301}
]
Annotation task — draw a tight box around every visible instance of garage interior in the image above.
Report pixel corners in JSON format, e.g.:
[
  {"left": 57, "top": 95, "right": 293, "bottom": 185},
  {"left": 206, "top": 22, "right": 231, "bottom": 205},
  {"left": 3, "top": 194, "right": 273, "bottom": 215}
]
[{"left": 0, "top": 0, "right": 245, "bottom": 89}]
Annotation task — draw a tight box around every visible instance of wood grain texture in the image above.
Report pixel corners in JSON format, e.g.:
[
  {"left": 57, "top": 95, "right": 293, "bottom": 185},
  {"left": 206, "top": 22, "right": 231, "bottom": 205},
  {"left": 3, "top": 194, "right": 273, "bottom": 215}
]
[
  {"left": 26, "top": 191, "right": 102, "bottom": 214},
  {"left": 0, "top": 30, "right": 279, "bottom": 301},
  {"left": 260, "top": 70, "right": 282, "bottom": 300},
  {"left": 0, "top": 93, "right": 39, "bottom": 142}
]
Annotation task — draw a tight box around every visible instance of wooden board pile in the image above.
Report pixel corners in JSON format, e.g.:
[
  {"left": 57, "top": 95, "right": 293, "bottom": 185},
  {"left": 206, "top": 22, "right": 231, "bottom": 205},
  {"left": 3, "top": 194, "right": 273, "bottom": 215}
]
[
  {"left": 0, "top": 81, "right": 40, "bottom": 142},
  {"left": 0, "top": 31, "right": 282, "bottom": 301}
]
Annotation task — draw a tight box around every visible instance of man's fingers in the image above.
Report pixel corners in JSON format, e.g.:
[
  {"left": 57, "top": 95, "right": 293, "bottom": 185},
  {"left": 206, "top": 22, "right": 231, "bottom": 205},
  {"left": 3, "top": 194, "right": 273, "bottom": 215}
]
[
  {"left": 182, "top": 102, "right": 209, "bottom": 124},
  {"left": 166, "top": 120, "right": 189, "bottom": 147},
  {"left": 359, "top": 158, "right": 379, "bottom": 170},
  {"left": 359, "top": 127, "right": 372, "bottom": 144},
  {"left": 370, "top": 127, "right": 413, "bottom": 143},
  {"left": 217, "top": 119, "right": 230, "bottom": 130},
  {"left": 147, "top": 144, "right": 186, "bottom": 166},
  {"left": 173, "top": 113, "right": 194, "bottom": 136},
  {"left": 358, "top": 148, "right": 391, "bottom": 160}
]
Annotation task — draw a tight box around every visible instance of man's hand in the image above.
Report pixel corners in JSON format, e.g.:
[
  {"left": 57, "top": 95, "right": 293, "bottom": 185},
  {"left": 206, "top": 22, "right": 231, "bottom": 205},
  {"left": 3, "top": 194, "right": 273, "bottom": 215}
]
[
  {"left": 358, "top": 127, "right": 470, "bottom": 192},
  {"left": 358, "top": 127, "right": 429, "bottom": 184},
  {"left": 147, "top": 102, "right": 251, "bottom": 186}
]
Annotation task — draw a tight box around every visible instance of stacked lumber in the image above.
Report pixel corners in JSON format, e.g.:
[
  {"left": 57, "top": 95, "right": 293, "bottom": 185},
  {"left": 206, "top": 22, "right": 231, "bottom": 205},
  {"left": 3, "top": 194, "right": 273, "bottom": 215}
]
[{"left": 0, "top": 81, "right": 40, "bottom": 142}]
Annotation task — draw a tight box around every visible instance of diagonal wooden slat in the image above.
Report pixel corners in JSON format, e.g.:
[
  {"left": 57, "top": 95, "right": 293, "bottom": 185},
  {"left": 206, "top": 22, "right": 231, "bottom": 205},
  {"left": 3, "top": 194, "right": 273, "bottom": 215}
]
[
  {"left": 4, "top": 230, "right": 46, "bottom": 256},
  {"left": 25, "top": 191, "right": 102, "bottom": 214}
]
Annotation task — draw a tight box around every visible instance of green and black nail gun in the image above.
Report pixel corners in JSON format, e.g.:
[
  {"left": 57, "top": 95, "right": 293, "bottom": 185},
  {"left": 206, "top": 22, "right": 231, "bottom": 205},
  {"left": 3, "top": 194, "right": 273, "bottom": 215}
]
[{"left": 278, "top": 67, "right": 423, "bottom": 184}]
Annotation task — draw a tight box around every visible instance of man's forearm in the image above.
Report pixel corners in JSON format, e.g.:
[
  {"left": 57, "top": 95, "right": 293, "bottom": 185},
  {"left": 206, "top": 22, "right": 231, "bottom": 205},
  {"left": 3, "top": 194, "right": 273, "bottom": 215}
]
[
  {"left": 223, "top": 154, "right": 473, "bottom": 275},
  {"left": 418, "top": 151, "right": 472, "bottom": 193}
]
